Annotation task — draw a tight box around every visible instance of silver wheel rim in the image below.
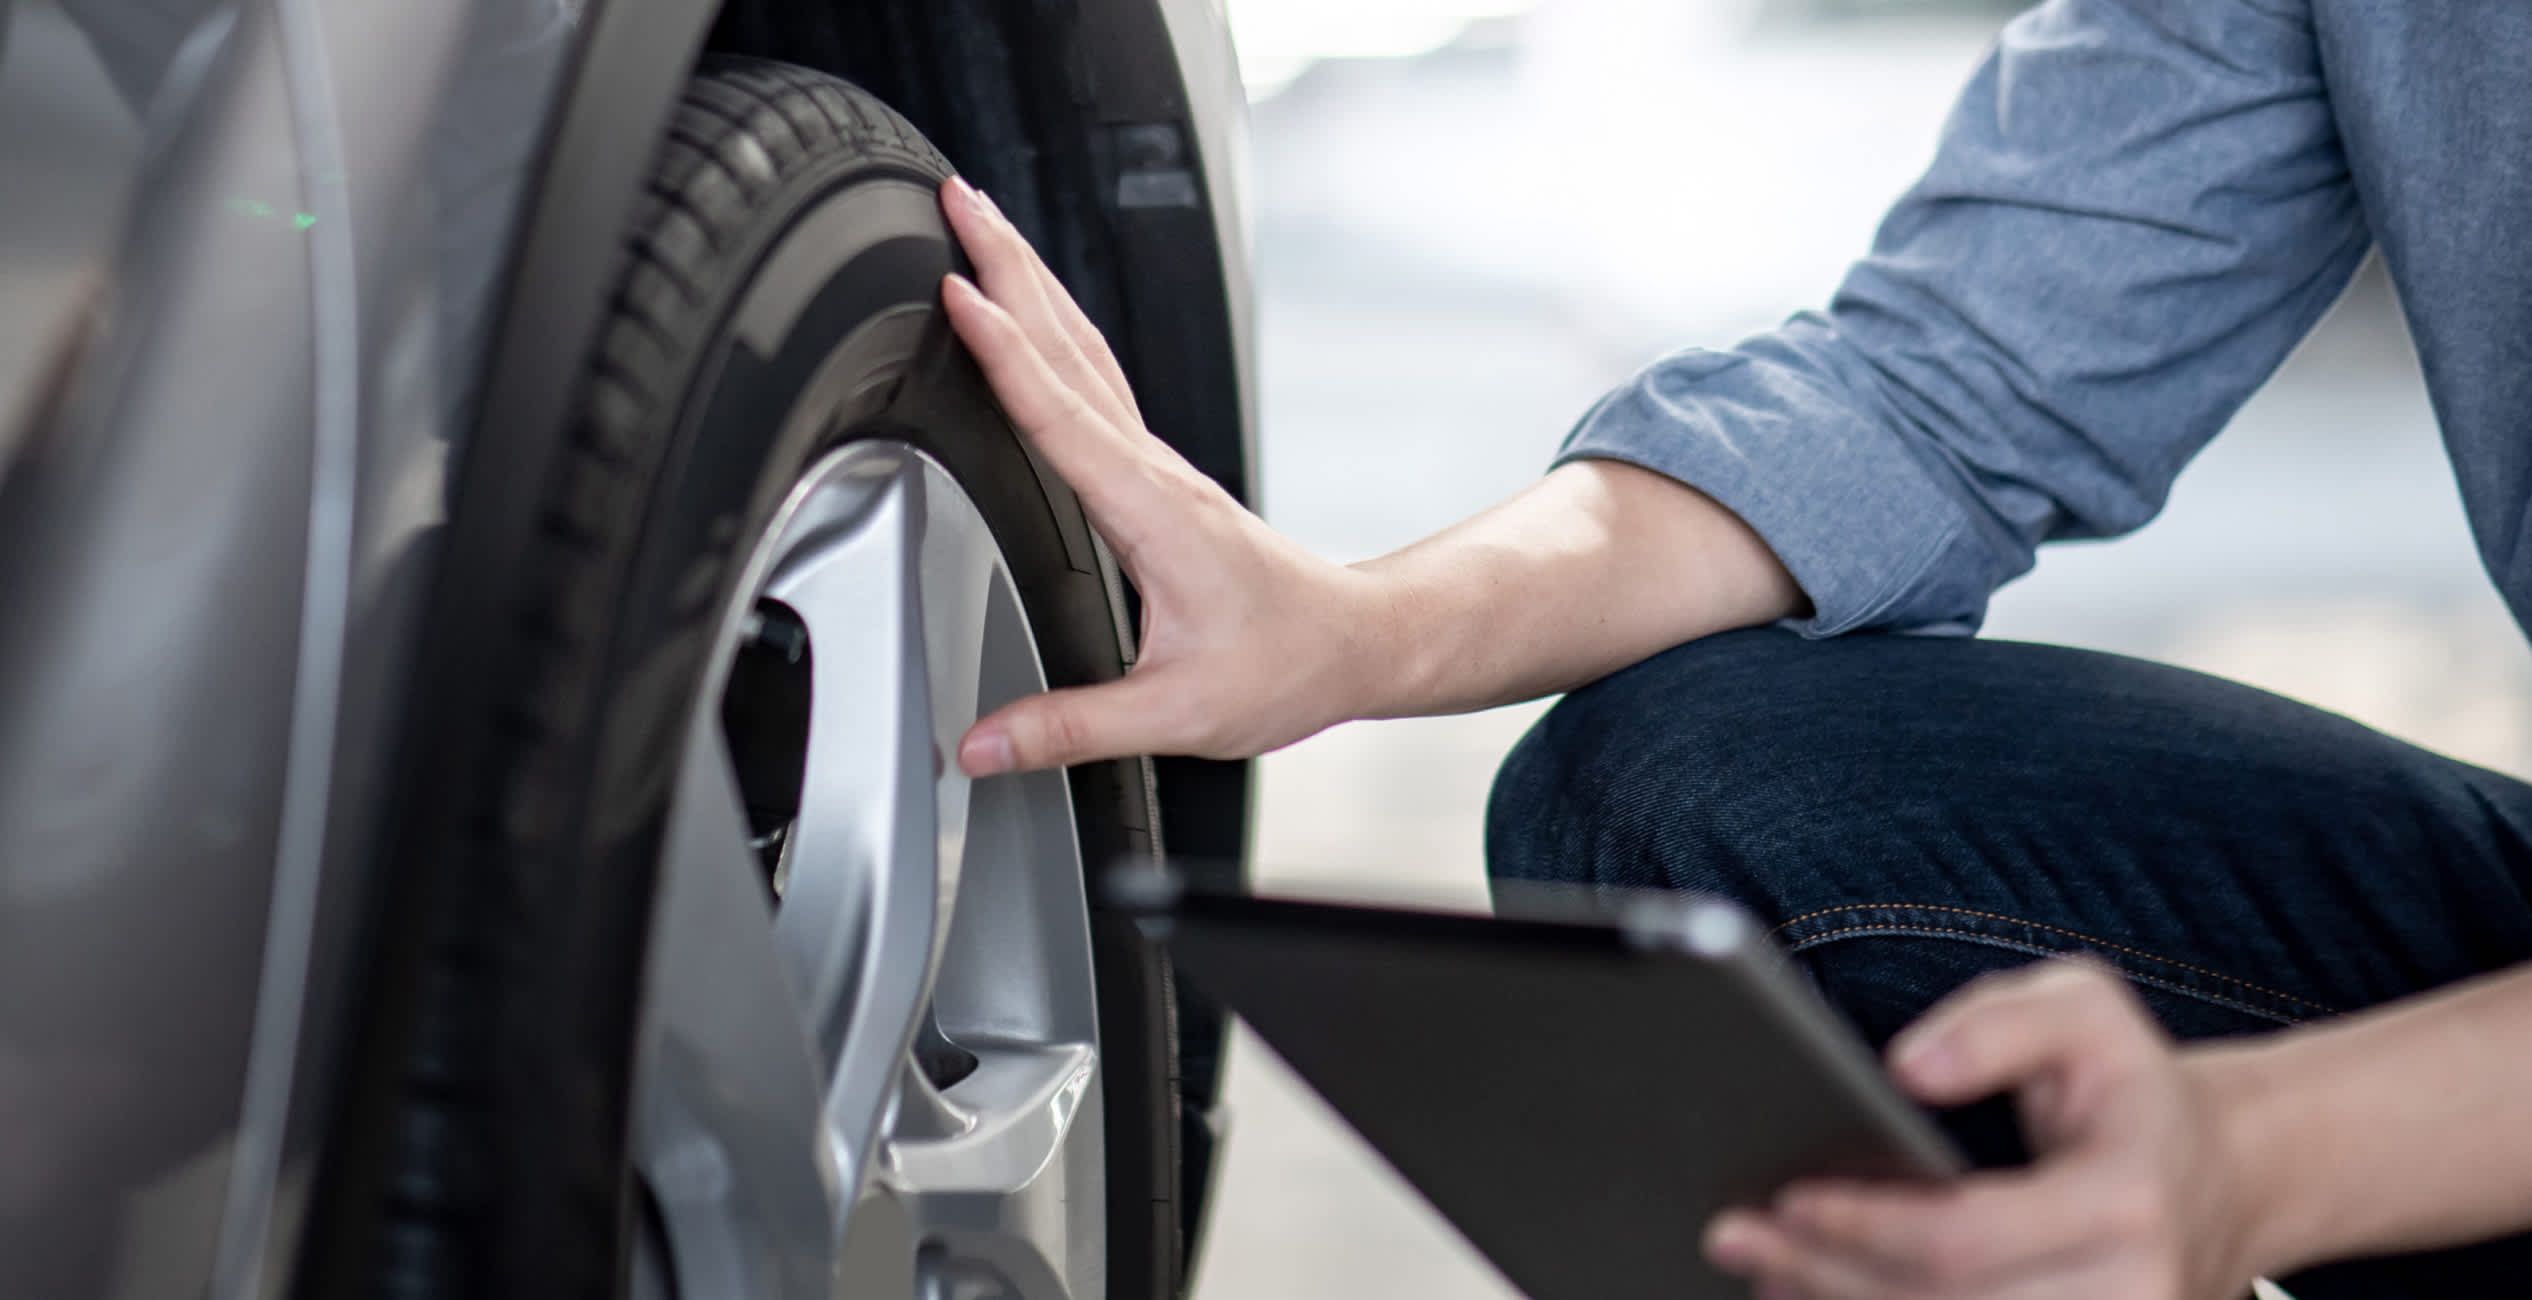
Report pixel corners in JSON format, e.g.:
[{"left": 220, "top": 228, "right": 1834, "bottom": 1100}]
[{"left": 630, "top": 439, "right": 1106, "bottom": 1300}]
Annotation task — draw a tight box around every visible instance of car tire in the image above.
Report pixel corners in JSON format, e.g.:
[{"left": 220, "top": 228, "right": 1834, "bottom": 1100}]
[{"left": 365, "top": 55, "right": 1181, "bottom": 1300}]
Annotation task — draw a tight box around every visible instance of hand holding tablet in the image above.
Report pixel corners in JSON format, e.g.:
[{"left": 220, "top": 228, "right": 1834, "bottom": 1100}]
[{"left": 1107, "top": 870, "right": 1962, "bottom": 1300}]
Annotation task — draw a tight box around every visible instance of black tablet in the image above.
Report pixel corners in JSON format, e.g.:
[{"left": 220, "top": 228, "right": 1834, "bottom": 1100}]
[{"left": 1108, "top": 871, "right": 1965, "bottom": 1300}]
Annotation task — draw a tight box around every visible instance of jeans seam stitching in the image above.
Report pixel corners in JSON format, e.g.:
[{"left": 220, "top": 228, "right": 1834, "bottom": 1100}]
[
  {"left": 1769, "top": 903, "right": 2338, "bottom": 1015},
  {"left": 1780, "top": 922, "right": 2303, "bottom": 1026}
]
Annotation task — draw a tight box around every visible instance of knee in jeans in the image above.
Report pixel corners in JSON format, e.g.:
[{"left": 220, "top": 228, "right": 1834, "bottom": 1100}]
[{"left": 1486, "top": 630, "right": 1815, "bottom": 901}]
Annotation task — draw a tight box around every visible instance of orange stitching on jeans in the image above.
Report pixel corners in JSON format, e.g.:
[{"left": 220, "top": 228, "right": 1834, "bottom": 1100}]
[
  {"left": 1768, "top": 904, "right": 2338, "bottom": 1015},
  {"left": 1780, "top": 923, "right": 2306, "bottom": 1026}
]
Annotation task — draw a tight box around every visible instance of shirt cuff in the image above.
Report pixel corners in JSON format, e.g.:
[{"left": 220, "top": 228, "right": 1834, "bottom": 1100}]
[{"left": 1556, "top": 330, "right": 1985, "bottom": 638}]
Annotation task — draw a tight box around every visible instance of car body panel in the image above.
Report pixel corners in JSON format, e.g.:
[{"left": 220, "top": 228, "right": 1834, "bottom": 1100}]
[
  {"left": 0, "top": 0, "right": 1249, "bottom": 1293},
  {"left": 0, "top": 2, "right": 316, "bottom": 1292},
  {"left": 217, "top": 3, "right": 585, "bottom": 1294},
  {"left": 1158, "top": 0, "right": 1258, "bottom": 504},
  {"left": 0, "top": 0, "right": 579, "bottom": 1293},
  {"left": 0, "top": 0, "right": 154, "bottom": 475}
]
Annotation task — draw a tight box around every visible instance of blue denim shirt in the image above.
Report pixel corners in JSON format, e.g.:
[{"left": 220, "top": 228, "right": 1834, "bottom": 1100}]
[{"left": 1564, "top": 0, "right": 2532, "bottom": 637}]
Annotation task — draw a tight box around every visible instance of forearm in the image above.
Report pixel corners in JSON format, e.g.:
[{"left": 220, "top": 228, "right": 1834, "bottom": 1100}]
[
  {"left": 1348, "top": 458, "right": 1806, "bottom": 718},
  {"left": 2206, "top": 963, "right": 2532, "bottom": 1277}
]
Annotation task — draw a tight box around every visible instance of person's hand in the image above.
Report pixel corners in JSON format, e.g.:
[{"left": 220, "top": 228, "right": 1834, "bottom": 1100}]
[
  {"left": 936, "top": 176, "right": 1386, "bottom": 775},
  {"left": 1705, "top": 960, "right": 2269, "bottom": 1300}
]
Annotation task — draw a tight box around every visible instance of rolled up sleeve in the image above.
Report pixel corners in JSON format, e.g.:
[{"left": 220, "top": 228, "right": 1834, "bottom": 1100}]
[{"left": 1561, "top": 0, "right": 2369, "bottom": 636}]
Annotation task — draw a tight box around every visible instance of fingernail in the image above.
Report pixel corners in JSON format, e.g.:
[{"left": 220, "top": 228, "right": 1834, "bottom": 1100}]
[
  {"left": 950, "top": 175, "right": 1000, "bottom": 220},
  {"left": 960, "top": 727, "right": 1014, "bottom": 777},
  {"left": 943, "top": 272, "right": 980, "bottom": 304},
  {"left": 1892, "top": 1030, "right": 1958, "bottom": 1089},
  {"left": 1703, "top": 1215, "right": 1757, "bottom": 1272}
]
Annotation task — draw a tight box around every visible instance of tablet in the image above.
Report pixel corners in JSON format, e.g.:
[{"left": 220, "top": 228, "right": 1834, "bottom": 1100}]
[{"left": 1108, "top": 871, "right": 1965, "bottom": 1300}]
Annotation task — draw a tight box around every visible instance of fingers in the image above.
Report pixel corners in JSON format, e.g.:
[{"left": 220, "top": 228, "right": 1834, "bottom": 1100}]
[
  {"left": 1766, "top": 1173, "right": 2107, "bottom": 1291},
  {"left": 941, "top": 176, "right": 1143, "bottom": 430},
  {"left": 1707, "top": 963, "right": 2191, "bottom": 1300},
  {"left": 1886, "top": 958, "right": 2158, "bottom": 1107},
  {"left": 1707, "top": 1210, "right": 1916, "bottom": 1300},
  {"left": 1712, "top": 1170, "right": 2122, "bottom": 1298},
  {"left": 939, "top": 273, "right": 1167, "bottom": 563},
  {"left": 959, "top": 671, "right": 1182, "bottom": 776}
]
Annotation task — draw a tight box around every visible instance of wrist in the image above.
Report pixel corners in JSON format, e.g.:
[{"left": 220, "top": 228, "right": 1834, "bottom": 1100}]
[
  {"left": 1335, "top": 558, "right": 1434, "bottom": 721},
  {"left": 2190, "top": 1039, "right": 2335, "bottom": 1283}
]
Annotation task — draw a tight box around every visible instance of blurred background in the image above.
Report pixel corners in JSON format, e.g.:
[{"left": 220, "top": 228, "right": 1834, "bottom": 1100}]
[{"left": 1192, "top": 1, "right": 2532, "bottom": 1296}]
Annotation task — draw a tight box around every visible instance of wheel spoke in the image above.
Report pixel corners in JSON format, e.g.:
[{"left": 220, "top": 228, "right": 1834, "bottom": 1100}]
[
  {"left": 892, "top": 469, "right": 1105, "bottom": 1297},
  {"left": 910, "top": 447, "right": 1007, "bottom": 861},
  {"left": 637, "top": 727, "right": 838, "bottom": 1300},
  {"left": 928, "top": 735, "right": 1098, "bottom": 1048},
  {"left": 761, "top": 444, "right": 1029, "bottom": 1202},
  {"left": 891, "top": 1041, "right": 1105, "bottom": 1299}
]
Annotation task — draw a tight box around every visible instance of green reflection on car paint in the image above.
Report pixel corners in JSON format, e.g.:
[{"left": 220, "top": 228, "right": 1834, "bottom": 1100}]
[{"left": 223, "top": 197, "right": 318, "bottom": 229}]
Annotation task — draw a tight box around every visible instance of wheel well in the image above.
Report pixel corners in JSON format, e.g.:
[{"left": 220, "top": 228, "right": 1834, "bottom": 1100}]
[{"left": 700, "top": 0, "right": 1136, "bottom": 447}]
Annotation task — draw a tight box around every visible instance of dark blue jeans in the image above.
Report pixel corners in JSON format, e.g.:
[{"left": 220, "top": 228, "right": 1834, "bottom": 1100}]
[{"left": 1488, "top": 628, "right": 2532, "bottom": 1299}]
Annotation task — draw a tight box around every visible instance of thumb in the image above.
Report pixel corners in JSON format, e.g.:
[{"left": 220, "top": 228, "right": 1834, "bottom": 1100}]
[
  {"left": 1887, "top": 959, "right": 2148, "bottom": 1109},
  {"left": 959, "top": 674, "right": 1176, "bottom": 775}
]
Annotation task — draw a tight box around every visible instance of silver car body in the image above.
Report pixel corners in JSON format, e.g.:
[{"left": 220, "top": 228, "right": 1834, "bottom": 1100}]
[{"left": 0, "top": 0, "right": 1252, "bottom": 1291}]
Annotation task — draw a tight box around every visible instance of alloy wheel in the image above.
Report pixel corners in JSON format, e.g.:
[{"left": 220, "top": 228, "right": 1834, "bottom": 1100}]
[{"left": 629, "top": 439, "right": 1106, "bottom": 1299}]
